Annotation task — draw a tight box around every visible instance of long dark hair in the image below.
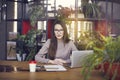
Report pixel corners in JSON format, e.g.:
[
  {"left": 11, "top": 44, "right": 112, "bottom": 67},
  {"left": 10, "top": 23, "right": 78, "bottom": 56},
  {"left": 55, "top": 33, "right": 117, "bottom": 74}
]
[{"left": 48, "top": 20, "right": 70, "bottom": 60}]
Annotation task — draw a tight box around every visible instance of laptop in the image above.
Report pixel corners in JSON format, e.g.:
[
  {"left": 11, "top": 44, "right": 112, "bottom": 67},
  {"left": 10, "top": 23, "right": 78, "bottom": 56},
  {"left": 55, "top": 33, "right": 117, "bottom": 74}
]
[{"left": 70, "top": 50, "right": 93, "bottom": 68}]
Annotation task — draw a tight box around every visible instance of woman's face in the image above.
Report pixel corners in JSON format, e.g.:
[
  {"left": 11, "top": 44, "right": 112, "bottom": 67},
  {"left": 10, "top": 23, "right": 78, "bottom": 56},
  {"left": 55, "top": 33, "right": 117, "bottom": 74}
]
[{"left": 54, "top": 24, "right": 64, "bottom": 40}]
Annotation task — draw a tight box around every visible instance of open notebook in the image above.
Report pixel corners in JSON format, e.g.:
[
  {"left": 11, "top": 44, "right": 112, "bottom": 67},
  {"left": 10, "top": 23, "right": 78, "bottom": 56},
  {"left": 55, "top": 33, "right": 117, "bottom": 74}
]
[
  {"left": 70, "top": 50, "right": 93, "bottom": 68},
  {"left": 44, "top": 65, "right": 67, "bottom": 71}
]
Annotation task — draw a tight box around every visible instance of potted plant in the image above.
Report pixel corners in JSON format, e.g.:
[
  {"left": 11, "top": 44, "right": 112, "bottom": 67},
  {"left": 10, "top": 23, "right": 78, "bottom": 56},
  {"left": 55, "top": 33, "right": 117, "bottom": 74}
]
[
  {"left": 56, "top": 5, "right": 74, "bottom": 25},
  {"left": 81, "top": 0, "right": 102, "bottom": 18},
  {"left": 82, "top": 34, "right": 120, "bottom": 80},
  {"left": 75, "top": 31, "right": 104, "bottom": 50},
  {"left": 28, "top": 1, "right": 45, "bottom": 27},
  {"left": 24, "top": 29, "right": 42, "bottom": 61},
  {"left": 16, "top": 34, "right": 26, "bottom": 61},
  {"left": 16, "top": 29, "right": 42, "bottom": 61},
  {"left": 21, "top": 1, "right": 45, "bottom": 61}
]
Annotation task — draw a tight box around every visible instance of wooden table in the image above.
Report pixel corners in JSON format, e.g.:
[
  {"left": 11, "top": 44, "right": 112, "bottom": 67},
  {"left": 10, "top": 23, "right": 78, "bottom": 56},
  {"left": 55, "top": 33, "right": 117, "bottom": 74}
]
[{"left": 0, "top": 61, "right": 104, "bottom": 80}]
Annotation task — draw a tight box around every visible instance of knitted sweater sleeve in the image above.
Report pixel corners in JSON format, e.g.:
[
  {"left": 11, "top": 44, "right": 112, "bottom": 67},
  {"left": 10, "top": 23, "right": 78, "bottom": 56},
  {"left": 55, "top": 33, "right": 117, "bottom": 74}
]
[{"left": 35, "top": 39, "right": 50, "bottom": 63}]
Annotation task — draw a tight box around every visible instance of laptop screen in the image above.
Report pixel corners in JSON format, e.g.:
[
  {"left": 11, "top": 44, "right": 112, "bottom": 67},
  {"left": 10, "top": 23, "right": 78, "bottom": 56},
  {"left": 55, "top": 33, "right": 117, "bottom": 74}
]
[{"left": 70, "top": 50, "right": 93, "bottom": 68}]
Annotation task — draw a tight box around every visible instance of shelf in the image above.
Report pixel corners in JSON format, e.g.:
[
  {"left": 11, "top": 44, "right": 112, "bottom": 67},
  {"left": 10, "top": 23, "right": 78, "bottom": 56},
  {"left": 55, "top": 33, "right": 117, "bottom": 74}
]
[
  {"left": 6, "top": 0, "right": 34, "bottom": 3},
  {"left": 98, "top": 0, "right": 120, "bottom": 4},
  {"left": 6, "top": 19, "right": 22, "bottom": 22},
  {"left": 67, "top": 18, "right": 106, "bottom": 21}
]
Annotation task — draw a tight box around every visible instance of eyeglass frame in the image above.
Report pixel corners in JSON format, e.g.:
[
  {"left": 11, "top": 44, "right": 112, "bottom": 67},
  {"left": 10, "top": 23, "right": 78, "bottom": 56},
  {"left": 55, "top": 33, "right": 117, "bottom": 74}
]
[{"left": 54, "top": 29, "right": 64, "bottom": 32}]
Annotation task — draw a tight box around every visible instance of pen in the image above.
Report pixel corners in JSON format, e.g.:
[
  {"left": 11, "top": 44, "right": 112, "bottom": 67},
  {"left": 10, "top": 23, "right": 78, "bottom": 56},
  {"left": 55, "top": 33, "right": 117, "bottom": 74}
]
[{"left": 45, "top": 67, "right": 59, "bottom": 69}]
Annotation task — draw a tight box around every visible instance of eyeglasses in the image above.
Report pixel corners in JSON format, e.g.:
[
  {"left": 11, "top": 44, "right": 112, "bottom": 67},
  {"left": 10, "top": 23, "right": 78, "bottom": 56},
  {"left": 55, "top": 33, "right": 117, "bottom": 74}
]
[{"left": 54, "top": 29, "right": 64, "bottom": 32}]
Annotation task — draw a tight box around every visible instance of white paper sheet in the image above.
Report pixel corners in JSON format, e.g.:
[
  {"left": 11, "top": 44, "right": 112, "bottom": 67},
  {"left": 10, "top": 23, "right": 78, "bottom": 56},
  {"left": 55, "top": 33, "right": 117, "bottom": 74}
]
[{"left": 44, "top": 65, "right": 67, "bottom": 71}]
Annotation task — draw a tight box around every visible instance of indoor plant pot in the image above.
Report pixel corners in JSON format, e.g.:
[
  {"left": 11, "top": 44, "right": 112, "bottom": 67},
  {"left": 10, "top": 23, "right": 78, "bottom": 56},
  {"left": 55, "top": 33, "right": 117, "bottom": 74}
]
[
  {"left": 103, "top": 62, "right": 120, "bottom": 80},
  {"left": 16, "top": 53, "right": 26, "bottom": 61},
  {"left": 81, "top": 0, "right": 102, "bottom": 18},
  {"left": 82, "top": 34, "right": 120, "bottom": 80},
  {"left": 16, "top": 36, "right": 26, "bottom": 61},
  {"left": 16, "top": 29, "right": 42, "bottom": 61}
]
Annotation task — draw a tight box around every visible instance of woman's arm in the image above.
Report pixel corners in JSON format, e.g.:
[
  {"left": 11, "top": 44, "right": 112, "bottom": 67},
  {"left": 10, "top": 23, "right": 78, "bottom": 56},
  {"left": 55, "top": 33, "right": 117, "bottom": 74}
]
[
  {"left": 35, "top": 39, "right": 50, "bottom": 63},
  {"left": 70, "top": 40, "right": 78, "bottom": 51},
  {"left": 64, "top": 41, "right": 78, "bottom": 63}
]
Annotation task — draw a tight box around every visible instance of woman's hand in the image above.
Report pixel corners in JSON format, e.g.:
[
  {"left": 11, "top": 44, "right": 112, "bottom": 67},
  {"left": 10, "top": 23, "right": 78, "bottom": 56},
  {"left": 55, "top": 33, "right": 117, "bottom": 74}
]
[
  {"left": 48, "top": 60, "right": 56, "bottom": 64},
  {"left": 48, "top": 59, "right": 66, "bottom": 65},
  {"left": 54, "top": 59, "right": 66, "bottom": 64}
]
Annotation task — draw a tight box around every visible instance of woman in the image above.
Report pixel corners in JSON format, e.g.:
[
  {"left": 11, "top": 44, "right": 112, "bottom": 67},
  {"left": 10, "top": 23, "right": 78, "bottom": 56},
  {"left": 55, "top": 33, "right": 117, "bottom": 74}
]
[{"left": 35, "top": 20, "right": 78, "bottom": 65}]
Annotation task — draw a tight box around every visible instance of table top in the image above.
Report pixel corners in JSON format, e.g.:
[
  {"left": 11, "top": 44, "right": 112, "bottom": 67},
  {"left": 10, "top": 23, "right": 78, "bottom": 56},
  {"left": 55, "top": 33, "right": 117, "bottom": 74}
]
[{"left": 0, "top": 61, "right": 104, "bottom": 80}]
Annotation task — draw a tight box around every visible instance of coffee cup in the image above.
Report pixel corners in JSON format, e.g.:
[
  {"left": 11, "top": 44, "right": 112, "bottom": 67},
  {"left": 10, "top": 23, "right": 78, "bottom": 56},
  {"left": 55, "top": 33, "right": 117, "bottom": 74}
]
[{"left": 29, "top": 61, "right": 36, "bottom": 72}]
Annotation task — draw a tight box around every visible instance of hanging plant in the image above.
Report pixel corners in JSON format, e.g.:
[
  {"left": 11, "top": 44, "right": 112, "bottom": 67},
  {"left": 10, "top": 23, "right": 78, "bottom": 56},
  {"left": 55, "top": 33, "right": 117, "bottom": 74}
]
[
  {"left": 56, "top": 5, "right": 74, "bottom": 25},
  {"left": 81, "top": 0, "right": 102, "bottom": 18},
  {"left": 28, "top": 2, "right": 45, "bottom": 27}
]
